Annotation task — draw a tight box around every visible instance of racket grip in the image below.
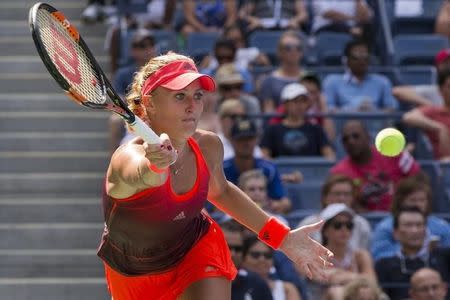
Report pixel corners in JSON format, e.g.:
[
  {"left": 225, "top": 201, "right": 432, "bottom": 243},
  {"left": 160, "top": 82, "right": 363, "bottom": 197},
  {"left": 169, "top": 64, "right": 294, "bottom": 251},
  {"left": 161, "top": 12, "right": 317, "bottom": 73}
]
[{"left": 129, "top": 116, "right": 161, "bottom": 144}]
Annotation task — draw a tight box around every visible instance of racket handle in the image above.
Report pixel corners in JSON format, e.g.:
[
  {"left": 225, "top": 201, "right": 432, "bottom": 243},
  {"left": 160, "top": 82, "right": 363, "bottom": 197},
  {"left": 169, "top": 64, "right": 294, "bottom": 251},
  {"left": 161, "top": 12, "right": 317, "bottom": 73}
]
[{"left": 129, "top": 116, "right": 161, "bottom": 144}]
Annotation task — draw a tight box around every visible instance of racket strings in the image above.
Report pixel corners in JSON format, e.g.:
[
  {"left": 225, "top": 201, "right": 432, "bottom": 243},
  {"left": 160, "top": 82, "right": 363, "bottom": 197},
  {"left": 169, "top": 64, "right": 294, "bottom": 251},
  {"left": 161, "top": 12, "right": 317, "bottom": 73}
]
[{"left": 36, "top": 9, "right": 105, "bottom": 105}]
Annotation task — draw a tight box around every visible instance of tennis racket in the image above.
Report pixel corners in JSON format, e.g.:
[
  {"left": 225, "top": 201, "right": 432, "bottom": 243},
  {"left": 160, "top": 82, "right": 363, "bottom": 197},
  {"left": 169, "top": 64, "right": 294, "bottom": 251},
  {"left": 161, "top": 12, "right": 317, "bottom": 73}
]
[{"left": 28, "top": 2, "right": 160, "bottom": 144}]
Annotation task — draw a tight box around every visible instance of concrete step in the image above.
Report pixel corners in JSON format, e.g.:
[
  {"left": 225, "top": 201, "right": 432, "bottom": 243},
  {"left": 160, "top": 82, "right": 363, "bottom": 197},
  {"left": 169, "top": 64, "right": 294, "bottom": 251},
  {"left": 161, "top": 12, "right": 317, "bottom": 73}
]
[
  {"left": 0, "top": 2, "right": 85, "bottom": 22},
  {"left": 0, "top": 151, "right": 109, "bottom": 172},
  {"left": 0, "top": 198, "right": 102, "bottom": 223},
  {"left": 0, "top": 223, "right": 103, "bottom": 249},
  {"left": 0, "top": 278, "right": 109, "bottom": 300},
  {"left": 0, "top": 112, "right": 109, "bottom": 132},
  {"left": 0, "top": 249, "right": 104, "bottom": 277},
  {"left": 0, "top": 20, "right": 108, "bottom": 38},
  {"left": 0, "top": 173, "right": 104, "bottom": 194},
  {"left": 0, "top": 132, "right": 109, "bottom": 151},
  {"left": 0, "top": 56, "right": 110, "bottom": 74},
  {"left": 0, "top": 36, "right": 106, "bottom": 57}
]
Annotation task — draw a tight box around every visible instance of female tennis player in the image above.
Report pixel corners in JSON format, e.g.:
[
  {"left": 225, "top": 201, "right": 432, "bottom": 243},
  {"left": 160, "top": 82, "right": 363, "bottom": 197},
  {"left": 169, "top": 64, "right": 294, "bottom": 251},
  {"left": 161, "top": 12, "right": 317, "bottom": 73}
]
[{"left": 98, "top": 52, "right": 334, "bottom": 300}]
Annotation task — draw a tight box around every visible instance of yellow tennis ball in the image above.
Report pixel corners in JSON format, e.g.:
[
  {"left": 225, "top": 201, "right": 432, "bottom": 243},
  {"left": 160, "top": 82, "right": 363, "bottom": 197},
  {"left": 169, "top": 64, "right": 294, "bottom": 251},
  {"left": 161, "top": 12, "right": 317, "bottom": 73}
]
[{"left": 375, "top": 128, "right": 405, "bottom": 157}]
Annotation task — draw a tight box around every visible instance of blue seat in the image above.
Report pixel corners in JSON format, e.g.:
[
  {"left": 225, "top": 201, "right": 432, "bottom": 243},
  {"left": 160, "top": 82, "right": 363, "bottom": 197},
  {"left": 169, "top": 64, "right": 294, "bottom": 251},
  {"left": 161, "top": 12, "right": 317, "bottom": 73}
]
[
  {"left": 397, "top": 66, "right": 437, "bottom": 85},
  {"left": 273, "top": 157, "right": 334, "bottom": 183},
  {"left": 414, "top": 132, "right": 434, "bottom": 160},
  {"left": 315, "top": 32, "right": 352, "bottom": 66},
  {"left": 393, "top": 34, "right": 449, "bottom": 66},
  {"left": 248, "top": 30, "right": 285, "bottom": 64},
  {"left": 184, "top": 32, "right": 220, "bottom": 62},
  {"left": 284, "top": 182, "right": 323, "bottom": 210}
]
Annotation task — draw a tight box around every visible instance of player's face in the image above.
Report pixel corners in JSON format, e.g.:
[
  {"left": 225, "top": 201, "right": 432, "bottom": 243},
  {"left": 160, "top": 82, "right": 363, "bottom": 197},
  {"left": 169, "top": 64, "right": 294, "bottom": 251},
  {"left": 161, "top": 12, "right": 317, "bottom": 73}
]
[
  {"left": 324, "top": 182, "right": 354, "bottom": 207},
  {"left": 149, "top": 81, "right": 204, "bottom": 140}
]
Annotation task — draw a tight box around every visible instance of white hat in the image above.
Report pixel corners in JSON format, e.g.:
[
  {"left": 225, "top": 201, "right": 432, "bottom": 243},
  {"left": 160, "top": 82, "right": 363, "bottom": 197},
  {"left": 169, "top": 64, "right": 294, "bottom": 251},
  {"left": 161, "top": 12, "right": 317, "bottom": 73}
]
[
  {"left": 319, "top": 203, "right": 354, "bottom": 223},
  {"left": 280, "top": 83, "right": 308, "bottom": 102}
]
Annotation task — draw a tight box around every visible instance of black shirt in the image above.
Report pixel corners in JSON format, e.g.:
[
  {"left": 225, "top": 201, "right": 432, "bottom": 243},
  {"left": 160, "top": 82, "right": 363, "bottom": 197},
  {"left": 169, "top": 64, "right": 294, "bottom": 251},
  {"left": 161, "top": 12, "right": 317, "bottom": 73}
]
[{"left": 232, "top": 269, "right": 273, "bottom": 300}]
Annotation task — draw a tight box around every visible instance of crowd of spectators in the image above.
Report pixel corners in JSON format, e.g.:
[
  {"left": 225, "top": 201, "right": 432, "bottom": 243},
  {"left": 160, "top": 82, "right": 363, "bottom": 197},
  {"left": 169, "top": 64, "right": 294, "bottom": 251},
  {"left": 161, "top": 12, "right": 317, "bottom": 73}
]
[{"left": 82, "top": 0, "right": 450, "bottom": 299}]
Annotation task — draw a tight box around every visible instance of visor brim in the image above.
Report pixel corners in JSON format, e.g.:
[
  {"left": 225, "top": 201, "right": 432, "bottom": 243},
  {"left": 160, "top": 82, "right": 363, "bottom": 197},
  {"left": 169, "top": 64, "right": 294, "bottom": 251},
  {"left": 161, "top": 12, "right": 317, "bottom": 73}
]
[{"left": 160, "top": 73, "right": 216, "bottom": 92}]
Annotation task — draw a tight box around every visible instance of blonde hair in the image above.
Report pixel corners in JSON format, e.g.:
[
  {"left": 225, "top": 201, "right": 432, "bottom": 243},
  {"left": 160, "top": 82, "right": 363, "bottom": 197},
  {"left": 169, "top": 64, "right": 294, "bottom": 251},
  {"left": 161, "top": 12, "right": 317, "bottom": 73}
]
[
  {"left": 342, "top": 277, "right": 386, "bottom": 300},
  {"left": 217, "top": 98, "right": 245, "bottom": 117},
  {"left": 125, "top": 52, "right": 195, "bottom": 122}
]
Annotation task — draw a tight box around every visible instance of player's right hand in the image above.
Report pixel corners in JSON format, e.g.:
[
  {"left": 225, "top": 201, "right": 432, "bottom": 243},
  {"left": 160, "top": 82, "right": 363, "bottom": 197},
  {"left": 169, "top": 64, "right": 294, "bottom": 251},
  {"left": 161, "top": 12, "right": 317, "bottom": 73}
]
[{"left": 142, "top": 133, "right": 177, "bottom": 171}]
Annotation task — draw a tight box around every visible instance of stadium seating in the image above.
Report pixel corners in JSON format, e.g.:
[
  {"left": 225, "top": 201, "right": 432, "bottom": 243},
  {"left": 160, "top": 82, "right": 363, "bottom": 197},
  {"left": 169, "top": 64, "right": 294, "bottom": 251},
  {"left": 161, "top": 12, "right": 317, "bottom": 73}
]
[
  {"left": 397, "top": 65, "right": 437, "bottom": 85},
  {"left": 314, "top": 32, "right": 352, "bottom": 66},
  {"left": 284, "top": 181, "right": 323, "bottom": 211},
  {"left": 184, "top": 32, "right": 220, "bottom": 62},
  {"left": 273, "top": 156, "right": 334, "bottom": 183},
  {"left": 393, "top": 34, "right": 449, "bottom": 66},
  {"left": 248, "top": 30, "right": 285, "bottom": 64},
  {"left": 419, "top": 160, "right": 446, "bottom": 213},
  {"left": 361, "top": 211, "right": 390, "bottom": 229},
  {"left": 286, "top": 209, "right": 319, "bottom": 228}
]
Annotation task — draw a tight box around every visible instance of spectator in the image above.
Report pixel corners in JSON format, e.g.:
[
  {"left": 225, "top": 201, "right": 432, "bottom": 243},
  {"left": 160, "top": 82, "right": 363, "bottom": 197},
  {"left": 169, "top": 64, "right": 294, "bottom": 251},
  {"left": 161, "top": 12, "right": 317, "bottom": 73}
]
[
  {"left": 375, "top": 207, "right": 450, "bottom": 300},
  {"left": 300, "top": 72, "right": 336, "bottom": 142},
  {"left": 330, "top": 120, "right": 420, "bottom": 211},
  {"left": 215, "top": 63, "right": 261, "bottom": 118},
  {"left": 181, "top": 0, "right": 237, "bottom": 34},
  {"left": 342, "top": 276, "right": 388, "bottom": 300},
  {"left": 307, "top": 203, "right": 376, "bottom": 300},
  {"left": 371, "top": 174, "right": 450, "bottom": 261},
  {"left": 435, "top": 0, "right": 450, "bottom": 38},
  {"left": 217, "top": 99, "right": 263, "bottom": 161},
  {"left": 238, "top": 0, "right": 308, "bottom": 31},
  {"left": 310, "top": 0, "right": 373, "bottom": 40},
  {"left": 298, "top": 175, "right": 372, "bottom": 250},
  {"left": 197, "top": 92, "right": 220, "bottom": 133},
  {"left": 221, "top": 220, "right": 274, "bottom": 300},
  {"left": 323, "top": 39, "right": 398, "bottom": 112},
  {"left": 241, "top": 236, "right": 302, "bottom": 300},
  {"left": 393, "top": 48, "right": 450, "bottom": 107},
  {"left": 223, "top": 24, "right": 271, "bottom": 70},
  {"left": 402, "top": 69, "right": 450, "bottom": 160},
  {"left": 81, "top": 0, "right": 116, "bottom": 24},
  {"left": 261, "top": 83, "right": 336, "bottom": 159},
  {"left": 223, "top": 119, "right": 292, "bottom": 213},
  {"left": 108, "top": 29, "right": 156, "bottom": 153},
  {"left": 258, "top": 31, "right": 306, "bottom": 113},
  {"left": 409, "top": 268, "right": 448, "bottom": 300},
  {"left": 201, "top": 38, "right": 254, "bottom": 94}
]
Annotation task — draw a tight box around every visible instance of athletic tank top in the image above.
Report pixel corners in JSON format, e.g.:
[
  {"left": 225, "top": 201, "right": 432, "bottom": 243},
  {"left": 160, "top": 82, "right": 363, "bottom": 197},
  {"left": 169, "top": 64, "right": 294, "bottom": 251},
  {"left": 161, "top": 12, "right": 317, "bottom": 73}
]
[{"left": 97, "top": 137, "right": 211, "bottom": 276}]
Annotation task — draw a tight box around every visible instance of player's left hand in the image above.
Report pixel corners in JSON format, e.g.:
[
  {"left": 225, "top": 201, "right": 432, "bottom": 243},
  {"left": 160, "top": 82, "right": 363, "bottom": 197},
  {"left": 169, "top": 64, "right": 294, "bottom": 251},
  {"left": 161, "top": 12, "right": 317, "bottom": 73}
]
[{"left": 279, "top": 220, "right": 334, "bottom": 281}]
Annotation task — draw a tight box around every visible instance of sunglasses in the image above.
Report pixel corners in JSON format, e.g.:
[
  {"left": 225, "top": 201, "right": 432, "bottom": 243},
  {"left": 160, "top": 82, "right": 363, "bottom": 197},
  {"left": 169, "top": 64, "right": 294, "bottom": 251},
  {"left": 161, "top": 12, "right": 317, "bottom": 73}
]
[
  {"left": 342, "top": 132, "right": 361, "bottom": 143},
  {"left": 220, "top": 83, "right": 243, "bottom": 92},
  {"left": 249, "top": 251, "right": 273, "bottom": 260},
  {"left": 228, "top": 245, "right": 243, "bottom": 253},
  {"left": 348, "top": 54, "right": 370, "bottom": 61},
  {"left": 330, "top": 221, "right": 354, "bottom": 230},
  {"left": 281, "top": 44, "right": 302, "bottom": 51}
]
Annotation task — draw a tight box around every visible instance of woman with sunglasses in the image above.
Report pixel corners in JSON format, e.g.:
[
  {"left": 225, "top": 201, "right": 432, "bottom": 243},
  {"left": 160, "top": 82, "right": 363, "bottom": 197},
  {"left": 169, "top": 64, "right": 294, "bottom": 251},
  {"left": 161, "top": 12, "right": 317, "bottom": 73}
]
[
  {"left": 99, "top": 52, "right": 333, "bottom": 299},
  {"left": 242, "top": 236, "right": 302, "bottom": 300},
  {"left": 308, "top": 203, "right": 376, "bottom": 300}
]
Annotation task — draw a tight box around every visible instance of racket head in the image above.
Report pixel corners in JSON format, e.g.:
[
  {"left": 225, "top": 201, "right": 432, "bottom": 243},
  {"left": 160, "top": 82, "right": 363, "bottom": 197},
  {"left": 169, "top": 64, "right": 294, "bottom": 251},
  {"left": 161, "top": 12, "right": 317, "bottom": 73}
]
[{"left": 29, "top": 2, "right": 134, "bottom": 122}]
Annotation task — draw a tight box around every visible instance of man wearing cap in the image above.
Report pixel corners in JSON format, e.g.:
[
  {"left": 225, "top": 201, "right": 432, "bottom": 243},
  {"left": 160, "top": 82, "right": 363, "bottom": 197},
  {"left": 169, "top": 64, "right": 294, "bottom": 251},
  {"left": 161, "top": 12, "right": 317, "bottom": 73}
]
[
  {"left": 393, "top": 48, "right": 450, "bottom": 106},
  {"left": 223, "top": 119, "right": 292, "bottom": 213},
  {"left": 261, "top": 82, "right": 335, "bottom": 159},
  {"left": 403, "top": 69, "right": 450, "bottom": 160}
]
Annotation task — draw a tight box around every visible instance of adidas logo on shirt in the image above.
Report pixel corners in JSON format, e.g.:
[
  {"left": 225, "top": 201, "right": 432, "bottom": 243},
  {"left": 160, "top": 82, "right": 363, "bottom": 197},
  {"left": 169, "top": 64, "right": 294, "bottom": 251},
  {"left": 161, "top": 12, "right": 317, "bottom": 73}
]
[{"left": 173, "top": 211, "right": 186, "bottom": 221}]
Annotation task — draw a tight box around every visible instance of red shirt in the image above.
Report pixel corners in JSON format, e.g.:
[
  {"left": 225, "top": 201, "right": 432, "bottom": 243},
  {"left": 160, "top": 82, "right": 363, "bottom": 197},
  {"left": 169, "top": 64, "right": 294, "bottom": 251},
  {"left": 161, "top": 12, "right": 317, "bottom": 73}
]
[
  {"left": 330, "top": 147, "right": 420, "bottom": 211},
  {"left": 98, "top": 137, "right": 211, "bottom": 275},
  {"left": 419, "top": 105, "right": 450, "bottom": 159}
]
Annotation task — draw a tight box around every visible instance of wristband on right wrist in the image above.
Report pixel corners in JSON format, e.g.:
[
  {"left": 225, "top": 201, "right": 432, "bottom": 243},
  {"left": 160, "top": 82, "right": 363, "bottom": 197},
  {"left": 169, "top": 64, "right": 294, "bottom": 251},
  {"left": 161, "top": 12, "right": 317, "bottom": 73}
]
[{"left": 258, "top": 217, "right": 291, "bottom": 250}]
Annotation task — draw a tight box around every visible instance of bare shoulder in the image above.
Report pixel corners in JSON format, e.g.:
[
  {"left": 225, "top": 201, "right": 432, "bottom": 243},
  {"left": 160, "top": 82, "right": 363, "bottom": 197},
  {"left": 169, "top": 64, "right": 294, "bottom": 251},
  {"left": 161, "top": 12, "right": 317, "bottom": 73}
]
[{"left": 191, "top": 129, "right": 224, "bottom": 172}]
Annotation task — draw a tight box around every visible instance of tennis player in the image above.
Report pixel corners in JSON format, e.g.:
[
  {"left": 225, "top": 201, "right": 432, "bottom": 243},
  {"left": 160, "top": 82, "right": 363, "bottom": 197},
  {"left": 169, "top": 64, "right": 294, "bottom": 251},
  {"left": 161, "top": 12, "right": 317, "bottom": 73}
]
[{"left": 98, "top": 52, "right": 333, "bottom": 300}]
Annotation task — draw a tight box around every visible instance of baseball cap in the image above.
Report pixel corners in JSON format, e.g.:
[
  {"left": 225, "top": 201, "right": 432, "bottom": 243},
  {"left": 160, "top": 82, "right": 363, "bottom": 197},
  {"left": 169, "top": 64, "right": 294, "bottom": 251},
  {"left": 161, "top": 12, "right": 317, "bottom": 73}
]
[
  {"left": 280, "top": 83, "right": 308, "bottom": 102},
  {"left": 215, "top": 63, "right": 244, "bottom": 86},
  {"left": 319, "top": 203, "right": 354, "bottom": 223},
  {"left": 231, "top": 119, "right": 257, "bottom": 139},
  {"left": 435, "top": 48, "right": 450, "bottom": 66},
  {"left": 141, "top": 60, "right": 215, "bottom": 96}
]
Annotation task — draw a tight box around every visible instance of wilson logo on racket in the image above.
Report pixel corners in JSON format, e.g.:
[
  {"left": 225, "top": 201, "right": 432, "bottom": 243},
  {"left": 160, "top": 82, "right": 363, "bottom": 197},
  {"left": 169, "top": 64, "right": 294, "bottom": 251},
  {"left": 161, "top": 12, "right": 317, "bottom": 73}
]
[{"left": 50, "top": 23, "right": 82, "bottom": 85}]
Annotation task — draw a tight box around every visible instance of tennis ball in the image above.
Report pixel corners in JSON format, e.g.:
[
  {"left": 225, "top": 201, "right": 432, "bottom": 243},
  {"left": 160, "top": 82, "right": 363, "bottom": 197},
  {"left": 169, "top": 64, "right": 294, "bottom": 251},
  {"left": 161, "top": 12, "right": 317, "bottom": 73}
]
[{"left": 375, "top": 128, "right": 405, "bottom": 157}]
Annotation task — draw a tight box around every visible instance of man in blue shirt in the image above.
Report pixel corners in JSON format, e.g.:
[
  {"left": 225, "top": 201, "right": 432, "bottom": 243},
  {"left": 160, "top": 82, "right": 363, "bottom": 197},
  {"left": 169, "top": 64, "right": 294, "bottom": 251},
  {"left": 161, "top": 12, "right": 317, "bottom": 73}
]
[
  {"left": 323, "top": 39, "right": 398, "bottom": 111},
  {"left": 223, "top": 119, "right": 291, "bottom": 213}
]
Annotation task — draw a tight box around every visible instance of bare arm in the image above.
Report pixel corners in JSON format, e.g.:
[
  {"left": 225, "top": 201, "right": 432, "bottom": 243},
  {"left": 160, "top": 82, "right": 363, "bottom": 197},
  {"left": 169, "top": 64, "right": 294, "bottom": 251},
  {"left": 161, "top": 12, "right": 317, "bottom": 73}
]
[
  {"left": 162, "top": 0, "right": 177, "bottom": 28},
  {"left": 183, "top": 0, "right": 209, "bottom": 32},
  {"left": 435, "top": 1, "right": 450, "bottom": 37},
  {"left": 403, "top": 108, "right": 443, "bottom": 132},
  {"left": 321, "top": 145, "right": 336, "bottom": 161},
  {"left": 355, "top": 0, "right": 372, "bottom": 24},
  {"left": 106, "top": 134, "right": 176, "bottom": 199},
  {"left": 392, "top": 86, "right": 431, "bottom": 106},
  {"left": 288, "top": 0, "right": 309, "bottom": 28},
  {"left": 355, "top": 249, "right": 377, "bottom": 282},
  {"left": 224, "top": 0, "right": 237, "bottom": 28}
]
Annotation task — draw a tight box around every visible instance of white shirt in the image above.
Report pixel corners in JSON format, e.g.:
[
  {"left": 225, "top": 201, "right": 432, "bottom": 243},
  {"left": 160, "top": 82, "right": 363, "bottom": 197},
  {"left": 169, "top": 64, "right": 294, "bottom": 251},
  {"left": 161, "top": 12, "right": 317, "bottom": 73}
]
[{"left": 312, "top": 0, "right": 368, "bottom": 33}]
